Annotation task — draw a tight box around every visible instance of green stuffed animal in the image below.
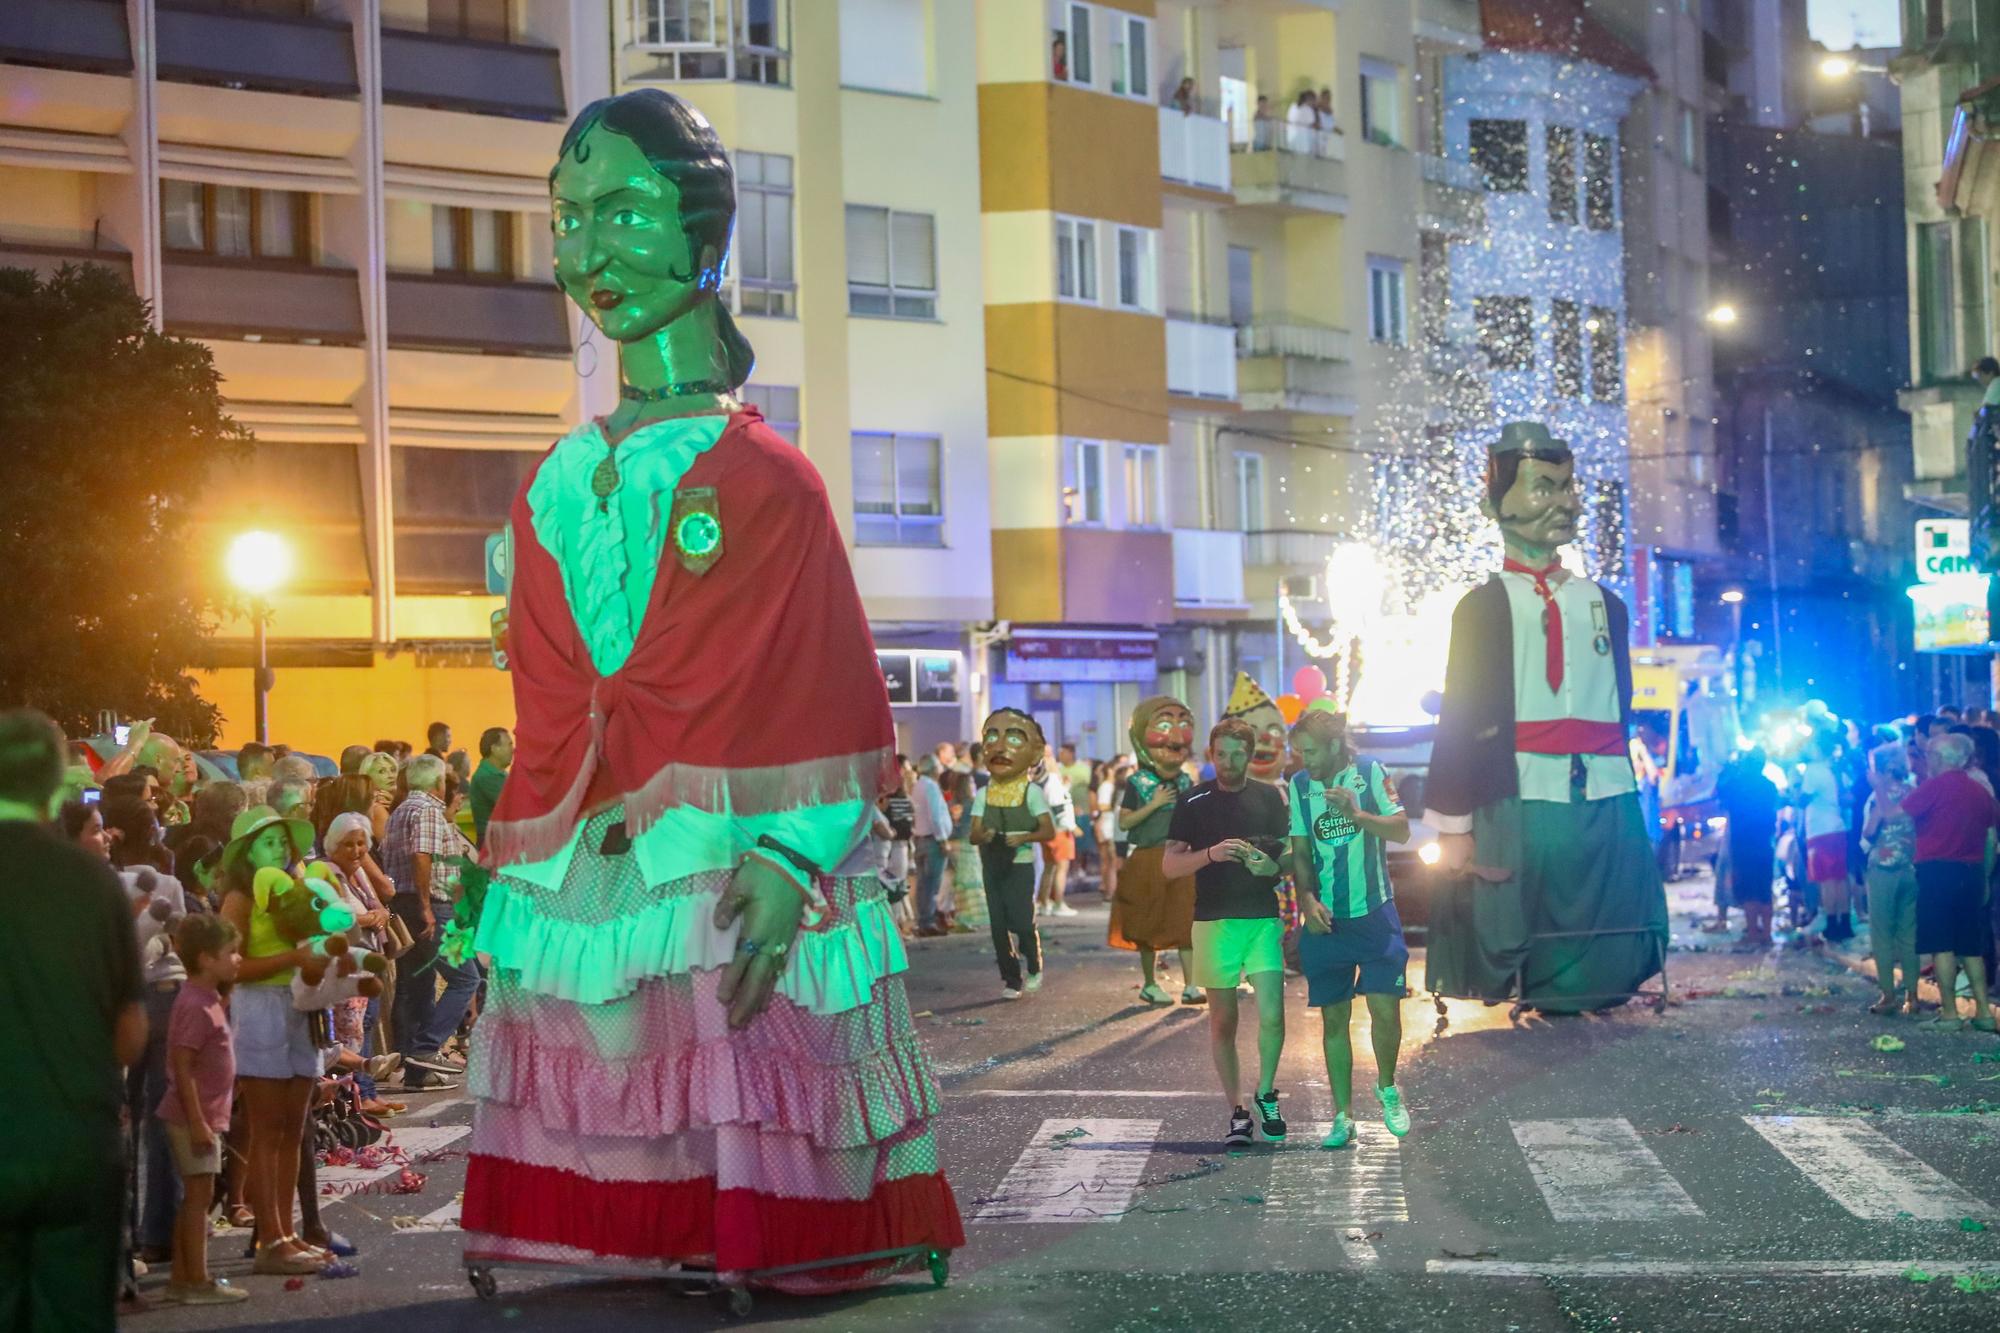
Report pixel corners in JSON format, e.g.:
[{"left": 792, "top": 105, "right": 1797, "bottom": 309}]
[{"left": 255, "top": 864, "right": 386, "bottom": 999}]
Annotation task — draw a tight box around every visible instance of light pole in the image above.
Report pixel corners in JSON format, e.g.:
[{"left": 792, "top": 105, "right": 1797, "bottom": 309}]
[
  {"left": 1720, "top": 587, "right": 1745, "bottom": 701},
  {"left": 226, "top": 531, "right": 292, "bottom": 745}
]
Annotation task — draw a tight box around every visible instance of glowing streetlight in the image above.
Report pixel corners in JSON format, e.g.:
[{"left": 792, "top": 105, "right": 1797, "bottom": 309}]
[
  {"left": 1707, "top": 303, "right": 1738, "bottom": 327},
  {"left": 226, "top": 530, "right": 292, "bottom": 744},
  {"left": 1818, "top": 55, "right": 1856, "bottom": 79},
  {"left": 1719, "top": 588, "right": 1745, "bottom": 605}
]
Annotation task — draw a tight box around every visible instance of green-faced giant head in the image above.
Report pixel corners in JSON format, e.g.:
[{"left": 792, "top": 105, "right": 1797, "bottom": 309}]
[{"left": 549, "top": 90, "right": 752, "bottom": 386}]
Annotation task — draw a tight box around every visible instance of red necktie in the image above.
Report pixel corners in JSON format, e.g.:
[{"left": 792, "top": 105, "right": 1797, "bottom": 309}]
[{"left": 1504, "top": 558, "right": 1565, "bottom": 693}]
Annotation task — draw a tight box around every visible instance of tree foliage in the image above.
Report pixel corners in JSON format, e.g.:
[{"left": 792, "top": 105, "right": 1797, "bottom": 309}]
[{"left": 0, "top": 264, "right": 250, "bottom": 746}]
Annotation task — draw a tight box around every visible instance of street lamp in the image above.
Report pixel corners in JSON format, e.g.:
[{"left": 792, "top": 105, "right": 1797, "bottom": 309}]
[
  {"left": 226, "top": 531, "right": 292, "bottom": 745},
  {"left": 1707, "top": 303, "right": 1738, "bottom": 327},
  {"left": 1817, "top": 54, "right": 1887, "bottom": 79},
  {"left": 1720, "top": 587, "right": 1746, "bottom": 701}
]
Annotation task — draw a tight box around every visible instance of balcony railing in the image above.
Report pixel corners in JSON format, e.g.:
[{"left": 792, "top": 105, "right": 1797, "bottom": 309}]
[
  {"left": 0, "top": 242, "right": 133, "bottom": 286},
  {"left": 1172, "top": 528, "right": 1248, "bottom": 608},
  {"left": 155, "top": 5, "right": 357, "bottom": 98},
  {"left": 379, "top": 28, "right": 566, "bottom": 121},
  {"left": 1159, "top": 106, "right": 1231, "bottom": 193},
  {"left": 1419, "top": 153, "right": 1482, "bottom": 191},
  {"left": 1245, "top": 528, "right": 1341, "bottom": 570},
  {"left": 0, "top": 0, "right": 130, "bottom": 74},
  {"left": 1239, "top": 119, "right": 1346, "bottom": 160},
  {"left": 160, "top": 256, "right": 364, "bottom": 344},
  {"left": 1166, "top": 315, "right": 1238, "bottom": 400},
  {"left": 1231, "top": 121, "right": 1347, "bottom": 210},
  {"left": 385, "top": 274, "right": 570, "bottom": 356},
  {"left": 1236, "top": 318, "right": 1352, "bottom": 363}
]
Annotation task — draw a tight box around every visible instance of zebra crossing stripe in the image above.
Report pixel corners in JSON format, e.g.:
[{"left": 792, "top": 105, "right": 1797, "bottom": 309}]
[
  {"left": 1430, "top": 1259, "right": 2000, "bottom": 1279},
  {"left": 973, "top": 1118, "right": 1162, "bottom": 1224},
  {"left": 1745, "top": 1115, "right": 1990, "bottom": 1220},
  {"left": 1511, "top": 1118, "right": 1704, "bottom": 1222},
  {"left": 1264, "top": 1127, "right": 1409, "bottom": 1225}
]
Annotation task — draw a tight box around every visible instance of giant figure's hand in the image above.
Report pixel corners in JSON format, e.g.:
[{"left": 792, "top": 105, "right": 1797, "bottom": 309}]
[
  {"left": 713, "top": 854, "right": 806, "bottom": 1030},
  {"left": 1438, "top": 831, "right": 1511, "bottom": 884}
]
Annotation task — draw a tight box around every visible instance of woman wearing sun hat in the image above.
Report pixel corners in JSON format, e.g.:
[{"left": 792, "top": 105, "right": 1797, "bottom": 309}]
[{"left": 215, "top": 805, "right": 329, "bottom": 1274}]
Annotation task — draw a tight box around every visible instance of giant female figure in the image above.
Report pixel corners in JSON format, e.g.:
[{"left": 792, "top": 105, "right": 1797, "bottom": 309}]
[{"left": 460, "top": 90, "right": 962, "bottom": 1292}]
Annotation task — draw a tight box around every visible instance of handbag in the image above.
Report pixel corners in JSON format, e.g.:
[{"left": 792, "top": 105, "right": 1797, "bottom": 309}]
[{"left": 382, "top": 911, "right": 415, "bottom": 958}]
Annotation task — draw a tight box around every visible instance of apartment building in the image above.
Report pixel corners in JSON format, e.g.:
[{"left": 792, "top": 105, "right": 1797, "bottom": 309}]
[
  {"left": 0, "top": 0, "right": 608, "bottom": 751},
  {"left": 612, "top": 0, "right": 994, "bottom": 757}
]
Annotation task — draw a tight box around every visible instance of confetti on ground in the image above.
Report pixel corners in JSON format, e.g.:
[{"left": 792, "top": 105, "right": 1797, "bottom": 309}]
[
  {"left": 1871, "top": 1035, "right": 1907, "bottom": 1053},
  {"left": 1049, "top": 1126, "right": 1093, "bottom": 1144},
  {"left": 1904, "top": 1266, "right": 1935, "bottom": 1284},
  {"left": 1835, "top": 1070, "right": 1951, "bottom": 1087},
  {"left": 1963, "top": 1218, "right": 1989, "bottom": 1233},
  {"left": 1954, "top": 1272, "right": 2000, "bottom": 1293}
]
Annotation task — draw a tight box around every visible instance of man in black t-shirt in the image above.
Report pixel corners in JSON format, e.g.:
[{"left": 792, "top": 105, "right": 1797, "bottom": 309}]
[
  {"left": 1164, "top": 719, "right": 1290, "bottom": 1148},
  {"left": 0, "top": 710, "right": 145, "bottom": 1330}
]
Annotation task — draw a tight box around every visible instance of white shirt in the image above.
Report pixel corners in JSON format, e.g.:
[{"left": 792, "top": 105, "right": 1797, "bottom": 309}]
[{"left": 1797, "top": 761, "right": 1847, "bottom": 839}]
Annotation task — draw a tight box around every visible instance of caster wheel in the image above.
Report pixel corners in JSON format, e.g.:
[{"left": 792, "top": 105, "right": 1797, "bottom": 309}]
[
  {"left": 1508, "top": 1003, "right": 1526, "bottom": 1023},
  {"left": 1433, "top": 996, "right": 1448, "bottom": 1017},
  {"left": 468, "top": 1266, "right": 498, "bottom": 1301},
  {"left": 726, "top": 1287, "right": 753, "bottom": 1317},
  {"left": 928, "top": 1249, "right": 950, "bottom": 1288}
]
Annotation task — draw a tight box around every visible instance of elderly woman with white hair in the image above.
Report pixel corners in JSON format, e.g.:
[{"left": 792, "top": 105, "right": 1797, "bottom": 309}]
[
  {"left": 1904, "top": 732, "right": 2000, "bottom": 1031},
  {"left": 317, "top": 811, "right": 403, "bottom": 1110}
]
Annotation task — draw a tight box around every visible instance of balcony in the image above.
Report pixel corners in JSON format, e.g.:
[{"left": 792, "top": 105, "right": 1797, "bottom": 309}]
[
  {"left": 0, "top": 242, "right": 132, "bottom": 286},
  {"left": 1159, "top": 106, "right": 1230, "bottom": 194},
  {"left": 1231, "top": 122, "right": 1347, "bottom": 213},
  {"left": 1418, "top": 154, "right": 1485, "bottom": 237},
  {"left": 1172, "top": 528, "right": 1248, "bottom": 610},
  {"left": 385, "top": 275, "right": 571, "bottom": 356},
  {"left": 0, "top": 0, "right": 130, "bottom": 74},
  {"left": 1237, "top": 319, "right": 1352, "bottom": 363},
  {"left": 1245, "top": 528, "right": 1341, "bottom": 571},
  {"left": 1419, "top": 0, "right": 1485, "bottom": 41},
  {"left": 619, "top": 0, "right": 792, "bottom": 89},
  {"left": 1236, "top": 318, "right": 1354, "bottom": 416},
  {"left": 380, "top": 28, "right": 566, "bottom": 121},
  {"left": 1165, "top": 315, "right": 1238, "bottom": 401},
  {"left": 161, "top": 256, "right": 364, "bottom": 344},
  {"left": 155, "top": 5, "right": 357, "bottom": 99}
]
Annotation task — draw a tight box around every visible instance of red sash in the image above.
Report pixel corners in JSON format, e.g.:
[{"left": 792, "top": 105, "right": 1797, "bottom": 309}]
[{"left": 1514, "top": 719, "right": 1626, "bottom": 756}]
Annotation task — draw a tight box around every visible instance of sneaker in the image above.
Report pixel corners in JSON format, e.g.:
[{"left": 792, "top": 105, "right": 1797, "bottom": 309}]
[
  {"left": 1024, "top": 972, "right": 1043, "bottom": 993},
  {"left": 1137, "top": 983, "right": 1172, "bottom": 1005},
  {"left": 1225, "top": 1106, "right": 1254, "bottom": 1147},
  {"left": 1379, "top": 1084, "right": 1411, "bottom": 1137},
  {"left": 1252, "top": 1088, "right": 1287, "bottom": 1141},
  {"left": 1180, "top": 985, "right": 1207, "bottom": 1005},
  {"left": 165, "top": 1280, "right": 249, "bottom": 1306},
  {"left": 402, "top": 1051, "right": 460, "bottom": 1076},
  {"left": 1001, "top": 987, "right": 1023, "bottom": 1000},
  {"left": 1321, "top": 1113, "right": 1356, "bottom": 1150},
  {"left": 1053, "top": 903, "right": 1079, "bottom": 917},
  {"left": 397, "top": 1071, "right": 461, "bottom": 1093}
]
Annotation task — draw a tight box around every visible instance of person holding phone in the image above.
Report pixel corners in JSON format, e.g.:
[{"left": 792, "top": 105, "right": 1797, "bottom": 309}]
[{"left": 1161, "top": 719, "right": 1290, "bottom": 1148}]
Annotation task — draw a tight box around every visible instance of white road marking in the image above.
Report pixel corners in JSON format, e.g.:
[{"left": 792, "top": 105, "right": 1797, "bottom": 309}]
[
  {"left": 1262, "top": 1125, "right": 1408, "bottom": 1268},
  {"left": 1745, "top": 1115, "right": 1990, "bottom": 1220},
  {"left": 973, "top": 1118, "right": 1162, "bottom": 1223},
  {"left": 1430, "top": 1259, "right": 2000, "bottom": 1279},
  {"left": 320, "top": 1125, "right": 470, "bottom": 1195},
  {"left": 1511, "top": 1118, "right": 1703, "bottom": 1222},
  {"left": 960, "top": 1089, "right": 1216, "bottom": 1099},
  {"left": 402, "top": 1197, "right": 463, "bottom": 1232}
]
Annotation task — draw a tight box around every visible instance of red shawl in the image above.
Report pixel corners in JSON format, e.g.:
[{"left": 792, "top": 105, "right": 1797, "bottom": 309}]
[{"left": 483, "top": 408, "right": 897, "bottom": 870}]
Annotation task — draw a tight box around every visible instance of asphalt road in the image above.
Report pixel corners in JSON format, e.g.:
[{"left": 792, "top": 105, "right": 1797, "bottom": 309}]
[{"left": 136, "top": 871, "right": 2000, "bottom": 1332}]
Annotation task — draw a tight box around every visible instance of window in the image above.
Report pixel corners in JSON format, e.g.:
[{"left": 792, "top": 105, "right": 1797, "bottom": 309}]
[
  {"left": 1552, "top": 299, "right": 1584, "bottom": 398},
  {"left": 432, "top": 207, "right": 513, "bottom": 277},
  {"left": 1917, "top": 220, "right": 1957, "bottom": 380},
  {"left": 845, "top": 206, "right": 936, "bottom": 318},
  {"left": 1114, "top": 226, "right": 1154, "bottom": 311},
  {"left": 1056, "top": 217, "right": 1098, "bottom": 302},
  {"left": 1123, "top": 444, "right": 1165, "bottom": 529},
  {"left": 1588, "top": 306, "right": 1621, "bottom": 401},
  {"left": 634, "top": 0, "right": 724, "bottom": 46},
  {"left": 1235, "top": 451, "right": 1265, "bottom": 532},
  {"left": 392, "top": 446, "right": 543, "bottom": 593},
  {"left": 1678, "top": 105, "right": 1699, "bottom": 170},
  {"left": 740, "top": 384, "right": 799, "bottom": 445},
  {"left": 1359, "top": 58, "right": 1400, "bottom": 147},
  {"left": 201, "top": 441, "right": 369, "bottom": 593},
  {"left": 630, "top": 0, "right": 789, "bottom": 83},
  {"left": 852, "top": 432, "right": 944, "bottom": 545},
  {"left": 161, "top": 181, "right": 307, "bottom": 260},
  {"left": 1367, "top": 257, "right": 1407, "bottom": 345},
  {"left": 1960, "top": 216, "right": 1989, "bottom": 365},
  {"left": 1109, "top": 13, "right": 1149, "bottom": 100},
  {"left": 1071, "top": 439, "right": 1106, "bottom": 524},
  {"left": 1053, "top": 2, "right": 1092, "bottom": 85},
  {"left": 1584, "top": 133, "right": 1615, "bottom": 229},
  {"left": 1474, "top": 296, "right": 1534, "bottom": 370},
  {"left": 1227, "top": 245, "right": 1255, "bottom": 326},
  {"left": 839, "top": 0, "right": 928, "bottom": 97},
  {"left": 733, "top": 150, "right": 794, "bottom": 316},
  {"left": 1469, "top": 119, "right": 1528, "bottom": 192},
  {"left": 1547, "top": 124, "right": 1577, "bottom": 223},
  {"left": 428, "top": 0, "right": 508, "bottom": 41}
]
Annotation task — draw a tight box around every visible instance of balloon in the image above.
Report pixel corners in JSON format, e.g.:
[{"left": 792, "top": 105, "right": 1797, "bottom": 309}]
[
  {"left": 1292, "top": 665, "right": 1328, "bottom": 703},
  {"left": 1307, "top": 696, "right": 1341, "bottom": 714},
  {"left": 1275, "top": 693, "right": 1304, "bottom": 724}
]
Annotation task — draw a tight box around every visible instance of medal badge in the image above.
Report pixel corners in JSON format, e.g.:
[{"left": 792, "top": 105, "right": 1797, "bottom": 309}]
[{"left": 670, "top": 486, "right": 724, "bottom": 575}]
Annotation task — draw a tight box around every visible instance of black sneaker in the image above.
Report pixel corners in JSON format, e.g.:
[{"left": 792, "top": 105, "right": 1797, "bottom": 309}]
[
  {"left": 1253, "top": 1089, "right": 1287, "bottom": 1141},
  {"left": 1224, "top": 1106, "right": 1253, "bottom": 1147},
  {"left": 402, "top": 1051, "right": 460, "bottom": 1076}
]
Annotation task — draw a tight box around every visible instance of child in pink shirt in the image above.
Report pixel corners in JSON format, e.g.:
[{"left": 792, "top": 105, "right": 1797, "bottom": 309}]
[{"left": 156, "top": 915, "right": 247, "bottom": 1306}]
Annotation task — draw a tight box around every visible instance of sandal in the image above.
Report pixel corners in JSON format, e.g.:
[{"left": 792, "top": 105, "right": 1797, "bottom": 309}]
[
  {"left": 251, "top": 1242, "right": 326, "bottom": 1276},
  {"left": 1867, "top": 996, "right": 1899, "bottom": 1016},
  {"left": 224, "top": 1205, "right": 255, "bottom": 1229}
]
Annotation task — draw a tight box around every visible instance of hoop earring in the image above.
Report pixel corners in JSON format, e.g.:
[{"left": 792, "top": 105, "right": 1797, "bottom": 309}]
[{"left": 573, "top": 323, "right": 598, "bottom": 379}]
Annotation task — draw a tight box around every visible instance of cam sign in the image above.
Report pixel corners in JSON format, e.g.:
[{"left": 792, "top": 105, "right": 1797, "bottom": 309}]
[{"left": 1916, "top": 518, "right": 1974, "bottom": 582}]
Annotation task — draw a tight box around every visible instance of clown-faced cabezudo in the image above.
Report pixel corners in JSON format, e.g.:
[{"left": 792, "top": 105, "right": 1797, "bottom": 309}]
[{"left": 1421, "top": 422, "right": 1667, "bottom": 1013}]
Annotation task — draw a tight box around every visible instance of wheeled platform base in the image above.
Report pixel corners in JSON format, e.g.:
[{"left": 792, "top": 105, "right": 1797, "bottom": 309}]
[{"left": 465, "top": 1247, "right": 950, "bottom": 1316}]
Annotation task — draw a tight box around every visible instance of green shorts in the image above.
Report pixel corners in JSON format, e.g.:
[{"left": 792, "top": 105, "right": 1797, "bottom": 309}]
[{"left": 1192, "top": 917, "right": 1285, "bottom": 989}]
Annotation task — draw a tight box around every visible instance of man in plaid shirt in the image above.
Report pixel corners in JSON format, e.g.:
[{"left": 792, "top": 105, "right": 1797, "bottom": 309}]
[{"left": 385, "top": 754, "right": 476, "bottom": 1089}]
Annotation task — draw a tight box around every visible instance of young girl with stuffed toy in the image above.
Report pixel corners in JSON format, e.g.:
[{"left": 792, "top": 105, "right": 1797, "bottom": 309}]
[{"left": 216, "top": 805, "right": 330, "bottom": 1275}]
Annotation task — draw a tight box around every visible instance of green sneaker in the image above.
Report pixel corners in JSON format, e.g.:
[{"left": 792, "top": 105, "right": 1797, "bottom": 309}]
[
  {"left": 1380, "top": 1084, "right": 1410, "bottom": 1137},
  {"left": 1321, "top": 1113, "right": 1356, "bottom": 1150}
]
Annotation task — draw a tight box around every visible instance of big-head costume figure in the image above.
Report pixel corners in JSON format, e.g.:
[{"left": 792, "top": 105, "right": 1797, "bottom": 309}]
[
  {"left": 1223, "top": 673, "right": 1289, "bottom": 786},
  {"left": 1423, "top": 422, "right": 1667, "bottom": 1012},
  {"left": 460, "top": 90, "right": 961, "bottom": 1290},
  {"left": 1108, "top": 696, "right": 1200, "bottom": 1003}
]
